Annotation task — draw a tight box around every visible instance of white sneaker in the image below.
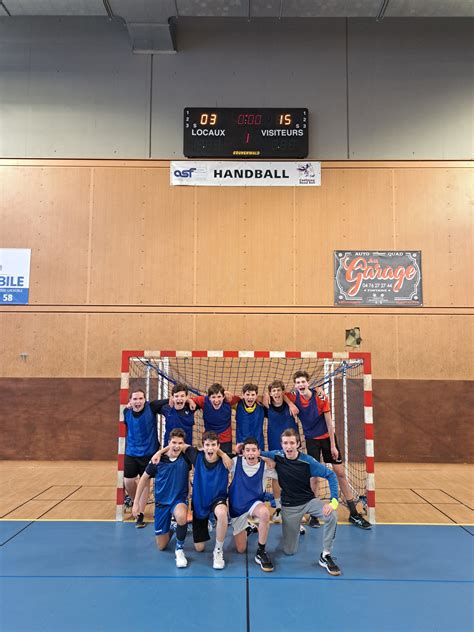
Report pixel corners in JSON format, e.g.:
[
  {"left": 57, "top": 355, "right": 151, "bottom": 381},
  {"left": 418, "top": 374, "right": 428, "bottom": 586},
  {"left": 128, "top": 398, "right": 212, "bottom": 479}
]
[
  {"left": 272, "top": 508, "right": 282, "bottom": 524},
  {"left": 213, "top": 547, "right": 225, "bottom": 570},
  {"left": 175, "top": 548, "right": 188, "bottom": 568}
]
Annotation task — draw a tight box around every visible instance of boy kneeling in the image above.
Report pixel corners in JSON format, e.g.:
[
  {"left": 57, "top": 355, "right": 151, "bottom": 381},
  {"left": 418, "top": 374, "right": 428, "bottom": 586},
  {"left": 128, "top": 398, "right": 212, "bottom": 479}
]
[{"left": 229, "top": 438, "right": 276, "bottom": 572}]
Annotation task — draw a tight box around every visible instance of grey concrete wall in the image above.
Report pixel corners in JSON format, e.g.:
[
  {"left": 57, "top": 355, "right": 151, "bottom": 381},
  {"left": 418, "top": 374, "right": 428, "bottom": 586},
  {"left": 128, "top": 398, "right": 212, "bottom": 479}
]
[
  {"left": 348, "top": 19, "right": 474, "bottom": 159},
  {"left": 151, "top": 18, "right": 348, "bottom": 159},
  {"left": 0, "top": 16, "right": 472, "bottom": 159},
  {"left": 0, "top": 18, "right": 151, "bottom": 158}
]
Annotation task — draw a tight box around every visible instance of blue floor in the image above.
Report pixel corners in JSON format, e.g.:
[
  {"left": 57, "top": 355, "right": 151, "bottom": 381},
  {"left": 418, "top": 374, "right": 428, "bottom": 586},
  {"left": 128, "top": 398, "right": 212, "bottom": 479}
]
[{"left": 1, "top": 522, "right": 473, "bottom": 632}]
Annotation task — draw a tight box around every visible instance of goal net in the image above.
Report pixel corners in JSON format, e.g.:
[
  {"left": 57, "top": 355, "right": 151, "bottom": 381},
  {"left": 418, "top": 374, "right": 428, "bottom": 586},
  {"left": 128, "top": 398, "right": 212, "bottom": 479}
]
[{"left": 117, "top": 350, "right": 375, "bottom": 523}]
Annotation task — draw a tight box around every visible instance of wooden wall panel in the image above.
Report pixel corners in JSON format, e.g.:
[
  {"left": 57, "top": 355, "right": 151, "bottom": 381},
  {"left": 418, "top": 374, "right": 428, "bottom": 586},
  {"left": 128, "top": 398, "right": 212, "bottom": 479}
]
[
  {"left": 0, "top": 313, "right": 86, "bottom": 377},
  {"left": 0, "top": 166, "right": 91, "bottom": 304},
  {"left": 0, "top": 159, "right": 472, "bottom": 463},
  {"left": 396, "top": 314, "right": 473, "bottom": 380},
  {"left": 394, "top": 168, "right": 473, "bottom": 307},
  {"left": 195, "top": 187, "right": 295, "bottom": 305},
  {"left": 0, "top": 160, "right": 472, "bottom": 383},
  {"left": 294, "top": 314, "right": 400, "bottom": 379},
  {"left": 194, "top": 314, "right": 296, "bottom": 351},
  {"left": 85, "top": 313, "right": 195, "bottom": 377},
  {"left": 2, "top": 312, "right": 471, "bottom": 381},
  {"left": 294, "top": 168, "right": 395, "bottom": 305},
  {"left": 195, "top": 187, "right": 247, "bottom": 305},
  {"left": 89, "top": 167, "right": 195, "bottom": 305}
]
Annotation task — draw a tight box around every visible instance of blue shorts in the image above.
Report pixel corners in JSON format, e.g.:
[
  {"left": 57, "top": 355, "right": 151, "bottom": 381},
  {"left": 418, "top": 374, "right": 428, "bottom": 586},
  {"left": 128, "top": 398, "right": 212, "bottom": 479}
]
[{"left": 154, "top": 498, "right": 188, "bottom": 536}]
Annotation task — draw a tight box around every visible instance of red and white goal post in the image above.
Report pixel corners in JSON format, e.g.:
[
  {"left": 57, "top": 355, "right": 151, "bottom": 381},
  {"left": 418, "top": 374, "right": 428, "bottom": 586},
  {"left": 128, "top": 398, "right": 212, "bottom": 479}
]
[{"left": 117, "top": 350, "right": 375, "bottom": 523}]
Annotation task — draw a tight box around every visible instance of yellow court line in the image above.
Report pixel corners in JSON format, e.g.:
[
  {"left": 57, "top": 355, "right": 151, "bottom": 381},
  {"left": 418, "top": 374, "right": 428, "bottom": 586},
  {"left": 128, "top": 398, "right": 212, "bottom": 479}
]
[{"left": 1, "top": 518, "right": 473, "bottom": 526}]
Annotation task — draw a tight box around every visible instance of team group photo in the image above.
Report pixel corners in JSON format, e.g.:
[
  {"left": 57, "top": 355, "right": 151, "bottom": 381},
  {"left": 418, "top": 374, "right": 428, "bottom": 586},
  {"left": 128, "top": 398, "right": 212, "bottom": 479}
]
[
  {"left": 1, "top": 4, "right": 472, "bottom": 632},
  {"left": 123, "top": 368, "right": 371, "bottom": 575}
]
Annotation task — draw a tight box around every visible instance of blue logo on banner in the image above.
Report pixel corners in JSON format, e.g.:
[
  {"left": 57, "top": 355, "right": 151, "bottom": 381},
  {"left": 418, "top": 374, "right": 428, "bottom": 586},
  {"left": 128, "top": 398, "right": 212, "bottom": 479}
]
[{"left": 174, "top": 168, "right": 196, "bottom": 178}]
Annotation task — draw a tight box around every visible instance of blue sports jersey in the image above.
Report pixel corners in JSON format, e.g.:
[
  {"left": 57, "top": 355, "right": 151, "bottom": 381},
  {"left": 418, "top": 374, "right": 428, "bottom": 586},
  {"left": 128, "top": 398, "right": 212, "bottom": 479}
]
[
  {"left": 202, "top": 396, "right": 232, "bottom": 435},
  {"left": 124, "top": 403, "right": 159, "bottom": 457},
  {"left": 192, "top": 451, "right": 229, "bottom": 519},
  {"left": 145, "top": 454, "right": 191, "bottom": 505},
  {"left": 161, "top": 405, "right": 195, "bottom": 446},
  {"left": 228, "top": 456, "right": 265, "bottom": 518},
  {"left": 235, "top": 401, "right": 265, "bottom": 449},
  {"left": 261, "top": 450, "right": 338, "bottom": 506},
  {"left": 266, "top": 402, "right": 298, "bottom": 450},
  {"left": 295, "top": 390, "right": 328, "bottom": 438}
]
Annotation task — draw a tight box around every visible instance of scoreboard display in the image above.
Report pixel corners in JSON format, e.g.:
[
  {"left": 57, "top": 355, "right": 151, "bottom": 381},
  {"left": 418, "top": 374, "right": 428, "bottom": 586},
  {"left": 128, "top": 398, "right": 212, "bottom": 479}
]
[{"left": 183, "top": 108, "right": 308, "bottom": 159}]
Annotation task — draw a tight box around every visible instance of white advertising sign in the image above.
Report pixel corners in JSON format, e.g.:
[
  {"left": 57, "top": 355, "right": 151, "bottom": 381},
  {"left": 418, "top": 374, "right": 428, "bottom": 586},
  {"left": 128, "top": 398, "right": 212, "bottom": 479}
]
[
  {"left": 171, "top": 161, "right": 321, "bottom": 187},
  {"left": 0, "top": 248, "right": 31, "bottom": 304}
]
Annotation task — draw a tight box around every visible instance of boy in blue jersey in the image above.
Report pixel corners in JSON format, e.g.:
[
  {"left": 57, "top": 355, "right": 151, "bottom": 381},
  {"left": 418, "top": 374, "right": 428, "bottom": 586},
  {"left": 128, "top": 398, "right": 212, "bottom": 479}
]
[
  {"left": 132, "top": 428, "right": 191, "bottom": 568},
  {"left": 262, "top": 380, "right": 300, "bottom": 525},
  {"left": 261, "top": 427, "right": 342, "bottom": 576},
  {"left": 229, "top": 437, "right": 276, "bottom": 572},
  {"left": 192, "top": 384, "right": 240, "bottom": 454},
  {"left": 289, "top": 371, "right": 371, "bottom": 530},
  {"left": 123, "top": 389, "right": 161, "bottom": 527},
  {"left": 184, "top": 431, "right": 233, "bottom": 570},
  {"left": 235, "top": 384, "right": 265, "bottom": 450},
  {"left": 154, "top": 382, "right": 196, "bottom": 446}
]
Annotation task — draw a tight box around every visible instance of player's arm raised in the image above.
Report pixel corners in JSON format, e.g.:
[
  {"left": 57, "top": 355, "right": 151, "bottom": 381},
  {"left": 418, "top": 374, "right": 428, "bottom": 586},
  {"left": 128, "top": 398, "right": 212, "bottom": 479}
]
[
  {"left": 283, "top": 392, "right": 299, "bottom": 418},
  {"left": 150, "top": 445, "right": 171, "bottom": 464},
  {"left": 217, "top": 448, "right": 233, "bottom": 471}
]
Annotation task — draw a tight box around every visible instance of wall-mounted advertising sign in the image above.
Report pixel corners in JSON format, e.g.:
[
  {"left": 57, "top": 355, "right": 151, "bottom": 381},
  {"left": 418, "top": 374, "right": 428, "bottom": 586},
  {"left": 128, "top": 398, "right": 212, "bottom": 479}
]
[
  {"left": 171, "top": 161, "right": 321, "bottom": 187},
  {"left": 334, "top": 251, "right": 422, "bottom": 306},
  {"left": 0, "top": 248, "right": 31, "bottom": 304}
]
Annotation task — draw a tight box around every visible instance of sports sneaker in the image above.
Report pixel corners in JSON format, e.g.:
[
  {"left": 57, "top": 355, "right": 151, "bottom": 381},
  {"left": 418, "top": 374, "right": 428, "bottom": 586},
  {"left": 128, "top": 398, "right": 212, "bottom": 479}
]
[
  {"left": 213, "top": 547, "right": 225, "bottom": 570},
  {"left": 246, "top": 522, "right": 259, "bottom": 536},
  {"left": 135, "top": 513, "right": 146, "bottom": 528},
  {"left": 308, "top": 516, "right": 321, "bottom": 528},
  {"left": 349, "top": 513, "right": 372, "bottom": 530},
  {"left": 124, "top": 495, "right": 133, "bottom": 509},
  {"left": 255, "top": 549, "right": 274, "bottom": 572},
  {"left": 175, "top": 548, "right": 188, "bottom": 568},
  {"left": 319, "top": 553, "right": 341, "bottom": 576},
  {"left": 272, "top": 508, "right": 282, "bottom": 524},
  {"left": 299, "top": 525, "right": 306, "bottom": 535}
]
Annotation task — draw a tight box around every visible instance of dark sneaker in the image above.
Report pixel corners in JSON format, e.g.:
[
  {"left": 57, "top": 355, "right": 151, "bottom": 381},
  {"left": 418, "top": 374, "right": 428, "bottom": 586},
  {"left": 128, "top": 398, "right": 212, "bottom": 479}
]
[
  {"left": 308, "top": 516, "right": 321, "bottom": 528},
  {"left": 246, "top": 523, "right": 259, "bottom": 536},
  {"left": 124, "top": 495, "right": 133, "bottom": 509},
  {"left": 349, "top": 513, "right": 371, "bottom": 530},
  {"left": 299, "top": 525, "right": 306, "bottom": 535},
  {"left": 319, "top": 553, "right": 341, "bottom": 576},
  {"left": 255, "top": 550, "right": 274, "bottom": 572},
  {"left": 135, "top": 513, "right": 146, "bottom": 529}
]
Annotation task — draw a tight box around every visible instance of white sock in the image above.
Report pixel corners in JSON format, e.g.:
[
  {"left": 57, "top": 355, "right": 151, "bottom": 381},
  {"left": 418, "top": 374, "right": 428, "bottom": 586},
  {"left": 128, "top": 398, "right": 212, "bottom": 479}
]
[
  {"left": 322, "top": 550, "right": 331, "bottom": 557},
  {"left": 215, "top": 539, "right": 224, "bottom": 551},
  {"left": 275, "top": 498, "right": 282, "bottom": 509}
]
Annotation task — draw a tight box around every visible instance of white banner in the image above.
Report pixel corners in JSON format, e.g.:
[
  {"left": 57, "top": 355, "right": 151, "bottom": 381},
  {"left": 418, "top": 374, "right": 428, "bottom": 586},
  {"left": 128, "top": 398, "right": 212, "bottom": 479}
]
[
  {"left": 0, "top": 248, "right": 31, "bottom": 304},
  {"left": 171, "top": 161, "right": 321, "bottom": 187}
]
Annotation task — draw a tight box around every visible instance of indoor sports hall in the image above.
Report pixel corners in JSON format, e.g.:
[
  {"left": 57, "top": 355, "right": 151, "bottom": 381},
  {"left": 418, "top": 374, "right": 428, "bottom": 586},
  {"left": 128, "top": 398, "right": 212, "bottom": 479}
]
[{"left": 0, "top": 3, "right": 472, "bottom": 632}]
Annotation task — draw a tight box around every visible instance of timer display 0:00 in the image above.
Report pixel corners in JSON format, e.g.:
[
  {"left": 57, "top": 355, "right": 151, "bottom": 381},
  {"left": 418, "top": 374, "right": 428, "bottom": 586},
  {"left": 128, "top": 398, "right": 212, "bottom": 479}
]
[{"left": 199, "top": 113, "right": 292, "bottom": 126}]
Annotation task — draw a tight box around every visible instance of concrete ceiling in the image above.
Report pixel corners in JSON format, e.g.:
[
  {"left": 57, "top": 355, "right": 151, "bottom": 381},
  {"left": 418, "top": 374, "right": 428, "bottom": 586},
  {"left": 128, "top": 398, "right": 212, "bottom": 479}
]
[{"left": 1, "top": 0, "right": 472, "bottom": 52}]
